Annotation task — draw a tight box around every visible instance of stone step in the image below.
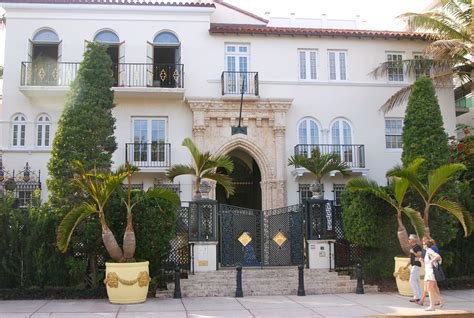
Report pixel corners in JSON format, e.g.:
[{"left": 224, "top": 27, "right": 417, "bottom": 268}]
[{"left": 182, "top": 276, "right": 350, "bottom": 283}]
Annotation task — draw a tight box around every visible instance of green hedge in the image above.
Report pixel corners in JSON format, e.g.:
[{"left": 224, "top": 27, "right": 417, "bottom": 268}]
[{"left": 0, "top": 191, "right": 177, "bottom": 295}]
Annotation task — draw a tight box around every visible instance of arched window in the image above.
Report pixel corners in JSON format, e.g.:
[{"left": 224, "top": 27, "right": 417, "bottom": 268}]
[
  {"left": 153, "top": 31, "right": 180, "bottom": 45},
  {"left": 33, "top": 29, "right": 59, "bottom": 42},
  {"left": 94, "top": 30, "right": 120, "bottom": 43},
  {"left": 298, "top": 118, "right": 319, "bottom": 144},
  {"left": 331, "top": 119, "right": 352, "bottom": 145},
  {"left": 331, "top": 118, "right": 354, "bottom": 164},
  {"left": 36, "top": 114, "right": 51, "bottom": 147},
  {"left": 12, "top": 114, "right": 27, "bottom": 147}
]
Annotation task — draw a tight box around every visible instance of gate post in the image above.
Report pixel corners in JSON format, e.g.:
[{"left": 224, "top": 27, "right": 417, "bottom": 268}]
[
  {"left": 305, "top": 199, "right": 335, "bottom": 270},
  {"left": 235, "top": 265, "right": 243, "bottom": 297},
  {"left": 188, "top": 199, "right": 219, "bottom": 272},
  {"left": 297, "top": 264, "right": 306, "bottom": 296}
]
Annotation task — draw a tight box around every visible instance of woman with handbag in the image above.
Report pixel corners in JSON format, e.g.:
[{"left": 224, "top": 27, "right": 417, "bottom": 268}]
[
  {"left": 417, "top": 238, "right": 442, "bottom": 306},
  {"left": 421, "top": 239, "right": 445, "bottom": 311}
]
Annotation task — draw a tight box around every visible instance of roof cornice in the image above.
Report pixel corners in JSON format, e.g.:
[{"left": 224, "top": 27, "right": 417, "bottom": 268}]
[
  {"left": 209, "top": 23, "right": 429, "bottom": 40},
  {"left": 0, "top": 0, "right": 215, "bottom": 7}
]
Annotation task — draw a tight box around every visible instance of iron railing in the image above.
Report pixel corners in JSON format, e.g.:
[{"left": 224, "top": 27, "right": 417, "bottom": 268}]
[
  {"left": 20, "top": 62, "right": 184, "bottom": 88},
  {"left": 125, "top": 142, "right": 171, "bottom": 168},
  {"left": 294, "top": 144, "right": 365, "bottom": 168},
  {"left": 221, "top": 71, "right": 259, "bottom": 95}
]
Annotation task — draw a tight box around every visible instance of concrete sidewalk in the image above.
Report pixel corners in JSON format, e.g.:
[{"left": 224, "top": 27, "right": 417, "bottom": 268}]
[{"left": 0, "top": 290, "right": 472, "bottom": 318}]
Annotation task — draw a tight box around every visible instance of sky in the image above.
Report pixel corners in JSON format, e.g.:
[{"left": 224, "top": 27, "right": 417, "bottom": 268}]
[
  {"left": 224, "top": 0, "right": 433, "bottom": 30},
  {"left": 0, "top": 0, "right": 433, "bottom": 65}
]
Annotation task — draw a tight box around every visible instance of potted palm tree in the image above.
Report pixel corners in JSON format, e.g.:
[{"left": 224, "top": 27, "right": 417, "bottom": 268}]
[
  {"left": 166, "top": 138, "right": 235, "bottom": 200},
  {"left": 347, "top": 160, "right": 426, "bottom": 295},
  {"left": 347, "top": 158, "right": 473, "bottom": 295},
  {"left": 57, "top": 161, "right": 180, "bottom": 304},
  {"left": 288, "top": 148, "right": 349, "bottom": 199}
]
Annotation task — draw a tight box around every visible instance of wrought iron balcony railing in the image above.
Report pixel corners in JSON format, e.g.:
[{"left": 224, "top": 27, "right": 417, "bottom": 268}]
[
  {"left": 294, "top": 144, "right": 365, "bottom": 168},
  {"left": 125, "top": 142, "right": 171, "bottom": 168},
  {"left": 221, "top": 71, "right": 259, "bottom": 96},
  {"left": 20, "top": 62, "right": 184, "bottom": 88}
]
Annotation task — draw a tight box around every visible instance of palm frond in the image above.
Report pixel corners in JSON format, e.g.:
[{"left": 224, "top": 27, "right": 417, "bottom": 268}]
[
  {"left": 204, "top": 154, "right": 234, "bottom": 174},
  {"left": 402, "top": 207, "right": 425, "bottom": 239},
  {"left": 392, "top": 177, "right": 410, "bottom": 205},
  {"left": 166, "top": 164, "right": 196, "bottom": 181},
  {"left": 346, "top": 178, "right": 397, "bottom": 208},
  {"left": 182, "top": 138, "right": 202, "bottom": 169},
  {"left": 425, "top": 39, "right": 471, "bottom": 60},
  {"left": 145, "top": 187, "right": 181, "bottom": 208},
  {"left": 432, "top": 197, "right": 471, "bottom": 236},
  {"left": 387, "top": 159, "right": 428, "bottom": 199},
  {"left": 288, "top": 148, "right": 349, "bottom": 181},
  {"left": 379, "top": 85, "right": 413, "bottom": 114},
  {"left": 202, "top": 172, "right": 235, "bottom": 197},
  {"left": 57, "top": 205, "right": 96, "bottom": 252},
  {"left": 427, "top": 163, "right": 467, "bottom": 198}
]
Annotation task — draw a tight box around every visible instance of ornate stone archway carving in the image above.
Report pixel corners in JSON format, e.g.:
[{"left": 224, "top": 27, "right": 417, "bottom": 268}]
[{"left": 187, "top": 97, "right": 293, "bottom": 209}]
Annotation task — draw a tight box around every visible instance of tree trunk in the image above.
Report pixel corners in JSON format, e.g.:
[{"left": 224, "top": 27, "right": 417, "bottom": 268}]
[
  {"left": 102, "top": 224, "right": 124, "bottom": 262},
  {"left": 123, "top": 227, "right": 136, "bottom": 261},
  {"left": 397, "top": 215, "right": 411, "bottom": 256}
]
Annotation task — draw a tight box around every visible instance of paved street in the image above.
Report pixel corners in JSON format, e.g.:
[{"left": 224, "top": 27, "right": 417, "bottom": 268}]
[{"left": 0, "top": 290, "right": 473, "bottom": 317}]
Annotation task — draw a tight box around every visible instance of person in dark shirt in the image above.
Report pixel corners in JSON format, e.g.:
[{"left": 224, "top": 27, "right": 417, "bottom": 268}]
[{"left": 406, "top": 234, "right": 423, "bottom": 302}]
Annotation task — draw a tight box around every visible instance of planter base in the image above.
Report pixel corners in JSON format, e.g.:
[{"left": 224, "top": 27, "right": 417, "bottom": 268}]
[
  {"left": 394, "top": 256, "right": 424, "bottom": 297},
  {"left": 105, "top": 261, "right": 150, "bottom": 304}
]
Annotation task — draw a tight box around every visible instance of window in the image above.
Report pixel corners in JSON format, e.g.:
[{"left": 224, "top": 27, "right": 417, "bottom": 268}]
[
  {"left": 414, "top": 53, "right": 430, "bottom": 79},
  {"left": 387, "top": 53, "right": 404, "bottom": 82},
  {"left": 331, "top": 119, "right": 353, "bottom": 163},
  {"left": 385, "top": 118, "right": 403, "bottom": 149},
  {"left": 298, "top": 118, "right": 319, "bottom": 145},
  {"left": 32, "top": 29, "right": 59, "bottom": 42},
  {"left": 94, "top": 30, "right": 120, "bottom": 43},
  {"left": 36, "top": 114, "right": 51, "bottom": 147},
  {"left": 132, "top": 118, "right": 167, "bottom": 165},
  {"left": 333, "top": 184, "right": 346, "bottom": 206},
  {"left": 225, "top": 44, "right": 250, "bottom": 94},
  {"left": 299, "top": 183, "right": 324, "bottom": 203},
  {"left": 298, "top": 50, "right": 318, "bottom": 80},
  {"left": 328, "top": 50, "right": 347, "bottom": 80},
  {"left": 153, "top": 32, "right": 179, "bottom": 44},
  {"left": 12, "top": 114, "right": 27, "bottom": 147}
]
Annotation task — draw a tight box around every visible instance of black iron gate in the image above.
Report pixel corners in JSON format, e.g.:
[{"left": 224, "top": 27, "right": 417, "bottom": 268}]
[{"left": 219, "top": 204, "right": 304, "bottom": 267}]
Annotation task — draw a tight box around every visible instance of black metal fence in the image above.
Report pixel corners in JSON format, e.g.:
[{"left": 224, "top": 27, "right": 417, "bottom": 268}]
[
  {"left": 221, "top": 71, "right": 259, "bottom": 95},
  {"left": 294, "top": 144, "right": 365, "bottom": 168},
  {"left": 125, "top": 143, "right": 171, "bottom": 168},
  {"left": 0, "top": 162, "right": 41, "bottom": 209},
  {"left": 20, "top": 61, "right": 184, "bottom": 88}
]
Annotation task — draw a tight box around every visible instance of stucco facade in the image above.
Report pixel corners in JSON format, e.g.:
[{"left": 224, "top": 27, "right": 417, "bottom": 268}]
[{"left": 0, "top": 0, "right": 457, "bottom": 209}]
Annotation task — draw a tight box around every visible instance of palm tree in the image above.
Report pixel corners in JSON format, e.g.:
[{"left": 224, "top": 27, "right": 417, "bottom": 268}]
[
  {"left": 57, "top": 161, "right": 180, "bottom": 262},
  {"left": 288, "top": 148, "right": 349, "bottom": 199},
  {"left": 346, "top": 160, "right": 425, "bottom": 255},
  {"left": 166, "top": 138, "right": 235, "bottom": 200},
  {"left": 387, "top": 158, "right": 473, "bottom": 238},
  {"left": 371, "top": 0, "right": 472, "bottom": 112}
]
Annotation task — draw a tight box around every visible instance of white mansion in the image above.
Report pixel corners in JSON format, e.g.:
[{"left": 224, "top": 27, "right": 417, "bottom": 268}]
[{"left": 0, "top": 0, "right": 460, "bottom": 210}]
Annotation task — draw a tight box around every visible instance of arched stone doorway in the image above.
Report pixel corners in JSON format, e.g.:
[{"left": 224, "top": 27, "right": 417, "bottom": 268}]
[{"left": 216, "top": 149, "right": 262, "bottom": 210}]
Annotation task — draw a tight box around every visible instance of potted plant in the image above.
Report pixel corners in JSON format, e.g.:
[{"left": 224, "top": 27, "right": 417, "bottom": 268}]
[
  {"left": 57, "top": 161, "right": 180, "bottom": 303},
  {"left": 288, "top": 147, "right": 349, "bottom": 199},
  {"left": 347, "top": 158, "right": 472, "bottom": 295},
  {"left": 166, "top": 138, "right": 235, "bottom": 200}
]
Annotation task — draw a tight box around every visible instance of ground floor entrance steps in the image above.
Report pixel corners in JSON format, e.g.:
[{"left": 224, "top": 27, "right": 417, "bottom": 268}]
[{"left": 162, "top": 267, "right": 379, "bottom": 297}]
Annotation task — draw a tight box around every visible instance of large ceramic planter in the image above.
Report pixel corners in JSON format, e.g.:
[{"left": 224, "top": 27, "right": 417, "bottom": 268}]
[
  {"left": 104, "top": 261, "right": 150, "bottom": 304},
  {"left": 393, "top": 256, "right": 424, "bottom": 296}
]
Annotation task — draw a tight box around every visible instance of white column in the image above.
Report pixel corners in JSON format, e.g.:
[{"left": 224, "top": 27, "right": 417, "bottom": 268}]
[
  {"left": 307, "top": 239, "right": 335, "bottom": 270},
  {"left": 190, "top": 241, "right": 218, "bottom": 272}
]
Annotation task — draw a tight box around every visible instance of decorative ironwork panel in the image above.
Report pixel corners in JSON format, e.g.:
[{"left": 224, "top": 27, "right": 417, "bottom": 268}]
[
  {"left": 219, "top": 205, "right": 262, "bottom": 267},
  {"left": 262, "top": 205, "right": 304, "bottom": 266},
  {"left": 306, "top": 199, "right": 335, "bottom": 240},
  {"left": 189, "top": 200, "right": 218, "bottom": 241},
  {"left": 0, "top": 162, "right": 41, "bottom": 208}
]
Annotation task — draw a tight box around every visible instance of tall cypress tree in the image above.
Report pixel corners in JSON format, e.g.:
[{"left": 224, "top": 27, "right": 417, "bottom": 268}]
[
  {"left": 401, "top": 77, "right": 450, "bottom": 176},
  {"left": 47, "top": 42, "right": 117, "bottom": 207}
]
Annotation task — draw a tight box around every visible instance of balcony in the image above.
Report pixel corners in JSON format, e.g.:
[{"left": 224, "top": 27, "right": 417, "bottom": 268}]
[
  {"left": 292, "top": 144, "right": 367, "bottom": 177},
  {"left": 19, "top": 61, "right": 185, "bottom": 99},
  {"left": 125, "top": 143, "right": 171, "bottom": 169},
  {"left": 221, "top": 71, "right": 259, "bottom": 96}
]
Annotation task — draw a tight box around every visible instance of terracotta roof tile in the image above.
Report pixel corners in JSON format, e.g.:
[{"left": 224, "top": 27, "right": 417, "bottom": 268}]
[
  {"left": 0, "top": 0, "right": 215, "bottom": 7},
  {"left": 209, "top": 23, "right": 429, "bottom": 40}
]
